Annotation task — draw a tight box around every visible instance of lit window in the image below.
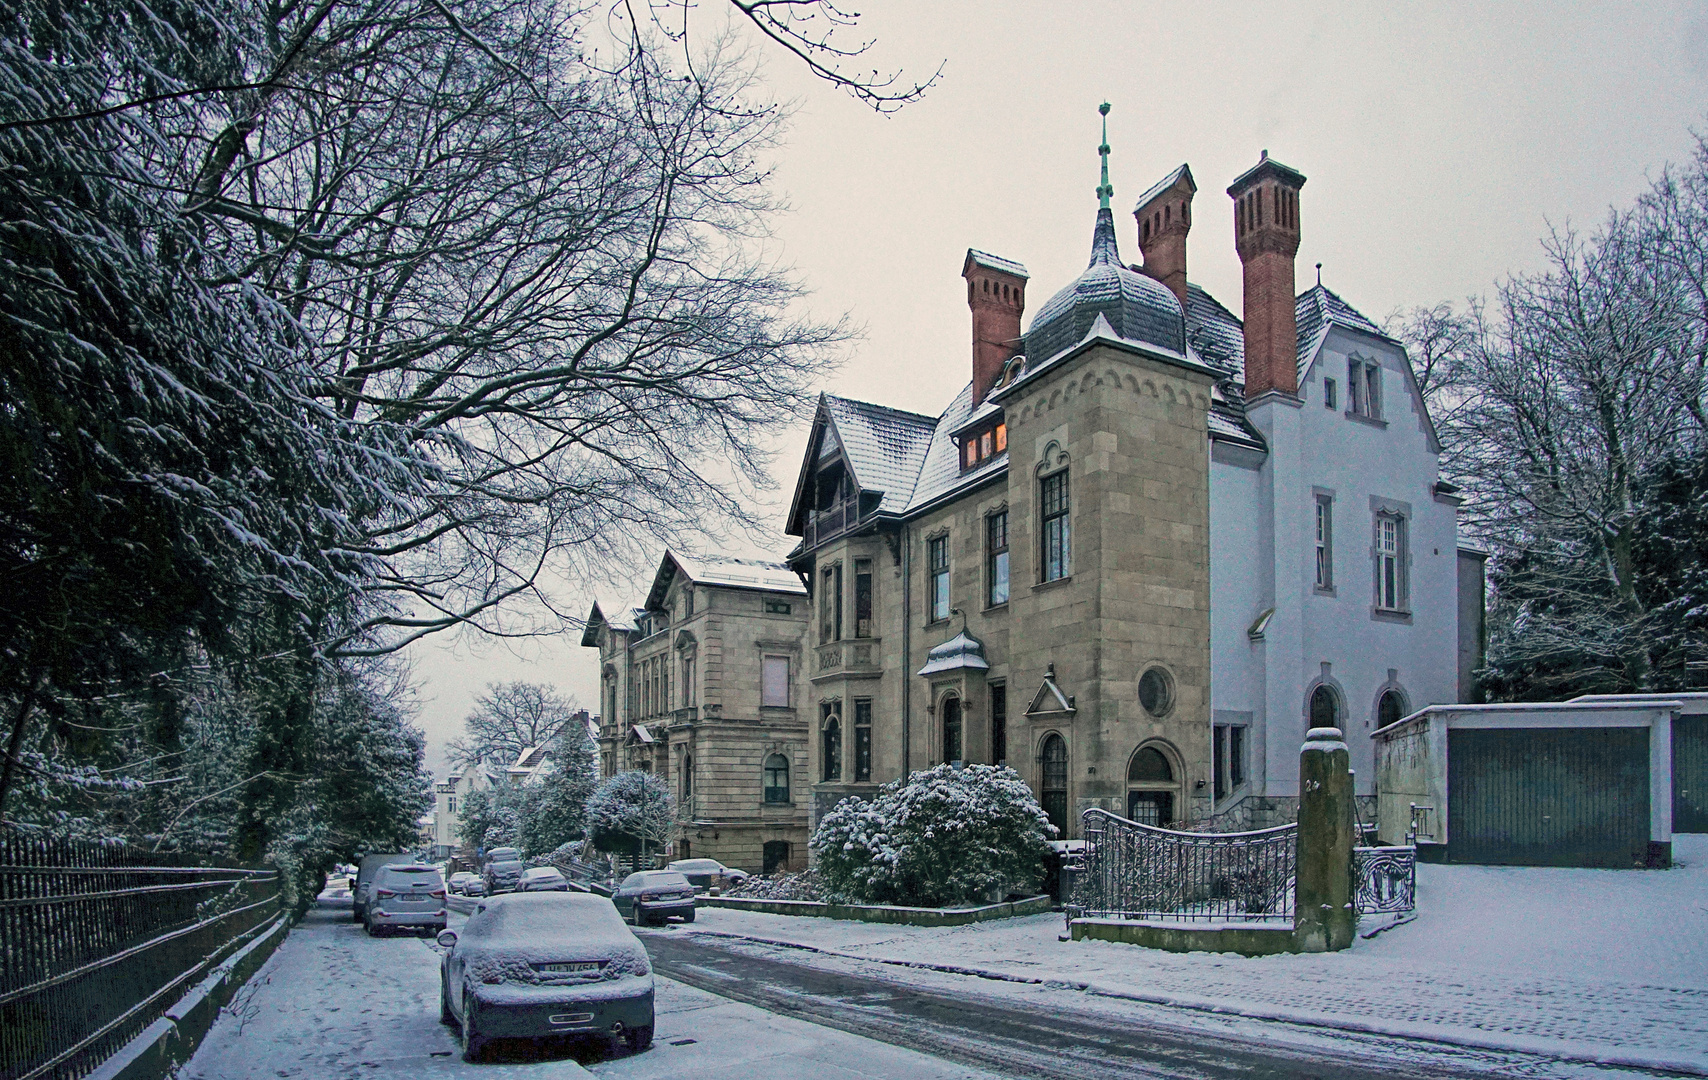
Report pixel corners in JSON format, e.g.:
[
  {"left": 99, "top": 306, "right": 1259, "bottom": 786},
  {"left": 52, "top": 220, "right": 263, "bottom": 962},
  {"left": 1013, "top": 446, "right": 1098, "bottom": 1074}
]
[
  {"left": 928, "top": 536, "right": 950, "bottom": 621},
  {"left": 1040, "top": 470, "right": 1070, "bottom": 582},
  {"left": 960, "top": 421, "right": 1009, "bottom": 471}
]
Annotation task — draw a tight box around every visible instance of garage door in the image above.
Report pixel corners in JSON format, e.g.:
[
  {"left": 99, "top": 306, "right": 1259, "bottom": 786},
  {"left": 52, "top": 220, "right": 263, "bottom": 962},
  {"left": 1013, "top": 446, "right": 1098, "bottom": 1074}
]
[
  {"left": 1448, "top": 727, "right": 1649, "bottom": 868},
  {"left": 1678, "top": 716, "right": 1708, "bottom": 833}
]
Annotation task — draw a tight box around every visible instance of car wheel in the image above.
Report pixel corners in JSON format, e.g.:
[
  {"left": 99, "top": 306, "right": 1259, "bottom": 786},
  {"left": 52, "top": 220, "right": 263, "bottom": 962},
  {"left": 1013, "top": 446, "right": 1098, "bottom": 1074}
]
[
  {"left": 461, "top": 997, "right": 486, "bottom": 1062},
  {"left": 681, "top": 909, "right": 695, "bottom": 924},
  {"left": 625, "top": 1024, "right": 653, "bottom": 1053},
  {"left": 440, "top": 977, "right": 454, "bottom": 1026}
]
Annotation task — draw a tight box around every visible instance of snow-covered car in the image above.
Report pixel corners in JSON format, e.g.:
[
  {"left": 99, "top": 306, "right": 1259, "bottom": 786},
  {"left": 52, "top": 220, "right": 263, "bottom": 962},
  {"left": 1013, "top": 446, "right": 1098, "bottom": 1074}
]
[
  {"left": 663, "top": 858, "right": 749, "bottom": 893},
  {"left": 482, "top": 848, "right": 525, "bottom": 894},
  {"left": 518, "top": 867, "right": 569, "bottom": 892},
  {"left": 448, "top": 872, "right": 487, "bottom": 896},
  {"left": 611, "top": 871, "right": 695, "bottom": 925},
  {"left": 438, "top": 893, "right": 654, "bottom": 1061},
  {"left": 365, "top": 864, "right": 448, "bottom": 936}
]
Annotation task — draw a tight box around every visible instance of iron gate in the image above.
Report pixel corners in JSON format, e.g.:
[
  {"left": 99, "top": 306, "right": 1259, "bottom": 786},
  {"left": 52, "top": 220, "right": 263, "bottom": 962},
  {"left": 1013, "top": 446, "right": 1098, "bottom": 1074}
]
[{"left": 1070, "top": 808, "right": 1296, "bottom": 922}]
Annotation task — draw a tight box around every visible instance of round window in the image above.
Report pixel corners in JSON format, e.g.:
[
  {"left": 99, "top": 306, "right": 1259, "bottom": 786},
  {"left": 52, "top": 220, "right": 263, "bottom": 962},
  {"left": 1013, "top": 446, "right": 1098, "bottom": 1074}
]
[{"left": 1137, "top": 667, "right": 1173, "bottom": 717}]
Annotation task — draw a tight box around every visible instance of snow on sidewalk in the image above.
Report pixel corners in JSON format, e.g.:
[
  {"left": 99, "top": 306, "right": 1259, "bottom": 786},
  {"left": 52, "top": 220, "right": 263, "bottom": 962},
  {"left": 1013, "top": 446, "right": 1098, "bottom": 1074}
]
[{"left": 681, "top": 835, "right": 1708, "bottom": 1074}]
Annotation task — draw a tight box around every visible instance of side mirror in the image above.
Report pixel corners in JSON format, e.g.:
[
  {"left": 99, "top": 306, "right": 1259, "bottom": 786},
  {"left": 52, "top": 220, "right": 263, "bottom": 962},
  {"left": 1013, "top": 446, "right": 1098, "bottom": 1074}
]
[{"left": 436, "top": 929, "right": 458, "bottom": 949}]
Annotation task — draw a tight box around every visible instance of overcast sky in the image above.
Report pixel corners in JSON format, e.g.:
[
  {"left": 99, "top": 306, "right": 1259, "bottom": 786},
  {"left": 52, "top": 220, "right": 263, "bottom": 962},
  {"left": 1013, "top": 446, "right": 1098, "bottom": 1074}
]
[{"left": 406, "top": 1, "right": 1708, "bottom": 776}]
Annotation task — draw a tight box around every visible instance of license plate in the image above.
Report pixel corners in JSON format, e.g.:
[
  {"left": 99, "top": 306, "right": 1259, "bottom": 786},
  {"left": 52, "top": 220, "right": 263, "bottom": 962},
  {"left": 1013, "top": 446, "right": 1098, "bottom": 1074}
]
[{"left": 537, "top": 961, "right": 602, "bottom": 974}]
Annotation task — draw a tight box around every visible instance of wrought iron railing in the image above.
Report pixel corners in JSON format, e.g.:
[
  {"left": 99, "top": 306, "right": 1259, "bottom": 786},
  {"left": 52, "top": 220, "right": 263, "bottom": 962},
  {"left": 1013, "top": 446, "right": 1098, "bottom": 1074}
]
[
  {"left": 1069, "top": 808, "right": 1297, "bottom": 923},
  {"left": 1352, "top": 845, "right": 1416, "bottom": 914},
  {"left": 0, "top": 832, "right": 281, "bottom": 1080}
]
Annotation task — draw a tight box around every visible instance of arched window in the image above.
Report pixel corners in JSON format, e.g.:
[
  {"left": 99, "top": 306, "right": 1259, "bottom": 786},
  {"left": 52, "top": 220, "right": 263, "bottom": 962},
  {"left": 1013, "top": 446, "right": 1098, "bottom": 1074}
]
[
  {"left": 1310, "top": 684, "right": 1340, "bottom": 729},
  {"left": 763, "top": 753, "right": 790, "bottom": 804},
  {"left": 941, "top": 696, "right": 963, "bottom": 764},
  {"left": 1040, "top": 734, "right": 1068, "bottom": 837},
  {"left": 1126, "top": 745, "right": 1177, "bottom": 826},
  {"left": 1377, "top": 689, "right": 1407, "bottom": 730},
  {"left": 821, "top": 710, "right": 842, "bottom": 782}
]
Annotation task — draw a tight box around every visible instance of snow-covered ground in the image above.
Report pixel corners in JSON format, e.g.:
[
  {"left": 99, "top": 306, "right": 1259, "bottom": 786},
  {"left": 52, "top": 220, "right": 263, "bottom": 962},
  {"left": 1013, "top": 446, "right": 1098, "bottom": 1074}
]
[
  {"left": 676, "top": 835, "right": 1708, "bottom": 1075},
  {"left": 182, "top": 899, "right": 1004, "bottom": 1080}
]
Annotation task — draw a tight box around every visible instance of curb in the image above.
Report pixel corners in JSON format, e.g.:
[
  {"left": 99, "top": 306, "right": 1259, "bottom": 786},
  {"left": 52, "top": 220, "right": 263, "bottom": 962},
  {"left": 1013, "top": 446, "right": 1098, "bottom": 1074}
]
[
  {"left": 681, "top": 926, "right": 1708, "bottom": 1077},
  {"left": 87, "top": 914, "right": 292, "bottom": 1080}
]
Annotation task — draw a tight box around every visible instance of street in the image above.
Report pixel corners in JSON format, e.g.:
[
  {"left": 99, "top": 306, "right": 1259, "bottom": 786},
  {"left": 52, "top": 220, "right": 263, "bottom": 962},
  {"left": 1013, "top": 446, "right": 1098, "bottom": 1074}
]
[{"left": 181, "top": 896, "right": 1678, "bottom": 1080}]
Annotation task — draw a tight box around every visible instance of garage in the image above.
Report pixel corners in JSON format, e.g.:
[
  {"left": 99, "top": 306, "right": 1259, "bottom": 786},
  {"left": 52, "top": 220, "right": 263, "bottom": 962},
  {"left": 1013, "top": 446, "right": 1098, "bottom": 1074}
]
[
  {"left": 1573, "top": 694, "right": 1708, "bottom": 834},
  {"left": 1373, "top": 699, "right": 1679, "bottom": 868},
  {"left": 1447, "top": 727, "right": 1649, "bottom": 868}
]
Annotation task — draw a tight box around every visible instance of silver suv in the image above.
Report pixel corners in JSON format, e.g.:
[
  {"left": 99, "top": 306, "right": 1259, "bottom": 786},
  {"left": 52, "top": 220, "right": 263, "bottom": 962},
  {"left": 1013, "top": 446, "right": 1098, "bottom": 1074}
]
[
  {"left": 482, "top": 847, "right": 525, "bottom": 894},
  {"left": 365, "top": 864, "right": 448, "bottom": 936}
]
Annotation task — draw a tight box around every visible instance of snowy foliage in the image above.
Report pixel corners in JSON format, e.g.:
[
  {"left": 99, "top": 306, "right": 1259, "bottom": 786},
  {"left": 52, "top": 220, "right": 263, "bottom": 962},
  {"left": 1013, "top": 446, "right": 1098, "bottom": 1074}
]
[
  {"left": 811, "top": 765, "right": 1055, "bottom": 908},
  {"left": 724, "top": 868, "right": 824, "bottom": 902},
  {"left": 585, "top": 770, "right": 674, "bottom": 857}
]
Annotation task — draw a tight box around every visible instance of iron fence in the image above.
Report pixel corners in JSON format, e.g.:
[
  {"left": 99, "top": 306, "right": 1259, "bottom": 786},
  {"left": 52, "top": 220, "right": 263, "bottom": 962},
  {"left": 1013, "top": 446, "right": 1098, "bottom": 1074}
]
[
  {"left": 1069, "top": 808, "right": 1297, "bottom": 923},
  {"left": 0, "top": 832, "right": 281, "bottom": 1080},
  {"left": 1352, "top": 845, "right": 1416, "bottom": 914}
]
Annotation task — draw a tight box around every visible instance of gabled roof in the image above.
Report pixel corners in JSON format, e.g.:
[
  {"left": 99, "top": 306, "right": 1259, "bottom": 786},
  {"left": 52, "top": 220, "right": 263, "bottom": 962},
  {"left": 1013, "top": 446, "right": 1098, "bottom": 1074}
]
[
  {"left": 902, "top": 380, "right": 1009, "bottom": 514},
  {"left": 785, "top": 393, "right": 938, "bottom": 535},
  {"left": 580, "top": 599, "right": 642, "bottom": 647},
  {"left": 646, "top": 550, "right": 804, "bottom": 608},
  {"left": 1026, "top": 669, "right": 1076, "bottom": 716},
  {"left": 1294, "top": 283, "right": 1396, "bottom": 362},
  {"left": 1133, "top": 163, "right": 1196, "bottom": 211}
]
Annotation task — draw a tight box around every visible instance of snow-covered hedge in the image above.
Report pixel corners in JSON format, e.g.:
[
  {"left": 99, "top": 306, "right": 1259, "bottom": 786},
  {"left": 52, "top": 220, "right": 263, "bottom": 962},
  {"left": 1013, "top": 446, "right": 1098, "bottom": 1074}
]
[
  {"left": 811, "top": 764, "right": 1056, "bottom": 908},
  {"left": 724, "top": 868, "right": 824, "bottom": 902}
]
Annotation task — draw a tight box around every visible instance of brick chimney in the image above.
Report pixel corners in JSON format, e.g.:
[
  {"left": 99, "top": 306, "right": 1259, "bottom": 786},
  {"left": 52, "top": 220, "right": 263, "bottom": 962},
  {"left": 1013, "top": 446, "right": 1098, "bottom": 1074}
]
[
  {"left": 962, "top": 249, "right": 1028, "bottom": 406},
  {"left": 1227, "top": 151, "right": 1306, "bottom": 399},
  {"left": 1134, "top": 164, "right": 1196, "bottom": 309}
]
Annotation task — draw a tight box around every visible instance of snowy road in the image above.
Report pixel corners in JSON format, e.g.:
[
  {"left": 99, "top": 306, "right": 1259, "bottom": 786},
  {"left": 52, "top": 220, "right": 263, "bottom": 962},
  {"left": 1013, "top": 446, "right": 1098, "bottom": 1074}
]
[{"left": 182, "top": 899, "right": 1004, "bottom": 1080}]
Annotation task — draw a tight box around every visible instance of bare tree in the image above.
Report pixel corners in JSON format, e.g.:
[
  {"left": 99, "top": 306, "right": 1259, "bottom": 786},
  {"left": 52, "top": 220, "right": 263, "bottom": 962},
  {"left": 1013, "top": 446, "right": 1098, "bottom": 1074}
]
[{"left": 448, "top": 681, "right": 584, "bottom": 769}]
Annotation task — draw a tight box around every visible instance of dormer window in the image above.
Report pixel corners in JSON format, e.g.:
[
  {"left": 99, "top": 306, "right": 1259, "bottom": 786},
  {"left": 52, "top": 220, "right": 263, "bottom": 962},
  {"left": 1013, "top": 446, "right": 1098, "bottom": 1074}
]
[{"left": 960, "top": 421, "right": 1007, "bottom": 470}]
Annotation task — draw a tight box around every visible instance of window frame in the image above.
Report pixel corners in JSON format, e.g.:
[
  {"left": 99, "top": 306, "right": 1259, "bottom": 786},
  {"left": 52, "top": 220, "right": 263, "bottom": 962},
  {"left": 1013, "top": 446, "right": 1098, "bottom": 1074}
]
[
  {"left": 761, "top": 654, "right": 791, "bottom": 708},
  {"left": 940, "top": 694, "right": 963, "bottom": 765},
  {"left": 1039, "top": 468, "right": 1071, "bottom": 583},
  {"left": 990, "top": 682, "right": 1007, "bottom": 766},
  {"left": 819, "top": 562, "right": 842, "bottom": 643},
  {"left": 853, "top": 698, "right": 873, "bottom": 782},
  {"left": 959, "top": 420, "right": 1009, "bottom": 471},
  {"left": 820, "top": 701, "right": 843, "bottom": 782},
  {"left": 927, "top": 535, "right": 950, "bottom": 622},
  {"left": 1373, "top": 510, "right": 1409, "bottom": 613},
  {"left": 986, "top": 509, "right": 1010, "bottom": 608},
  {"left": 1313, "top": 491, "right": 1335, "bottom": 593},
  {"left": 1347, "top": 356, "right": 1383, "bottom": 420},
  {"left": 854, "top": 559, "right": 874, "bottom": 638},
  {"left": 762, "top": 753, "right": 791, "bottom": 804}
]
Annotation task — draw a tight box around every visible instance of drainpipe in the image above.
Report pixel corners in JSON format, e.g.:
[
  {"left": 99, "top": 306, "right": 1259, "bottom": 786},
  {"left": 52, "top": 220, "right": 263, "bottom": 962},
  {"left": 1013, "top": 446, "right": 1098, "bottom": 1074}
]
[{"left": 901, "top": 522, "right": 911, "bottom": 777}]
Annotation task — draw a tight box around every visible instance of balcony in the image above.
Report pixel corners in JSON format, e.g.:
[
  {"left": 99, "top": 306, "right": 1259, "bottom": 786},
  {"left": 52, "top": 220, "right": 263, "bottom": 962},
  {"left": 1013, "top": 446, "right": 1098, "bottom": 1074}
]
[
  {"left": 812, "top": 638, "right": 882, "bottom": 681},
  {"left": 803, "top": 497, "right": 861, "bottom": 549}
]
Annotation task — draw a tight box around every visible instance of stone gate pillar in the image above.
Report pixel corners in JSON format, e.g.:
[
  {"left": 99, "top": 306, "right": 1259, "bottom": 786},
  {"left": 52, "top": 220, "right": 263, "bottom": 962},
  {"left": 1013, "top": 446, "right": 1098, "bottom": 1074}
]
[{"left": 1294, "top": 726, "right": 1356, "bottom": 952}]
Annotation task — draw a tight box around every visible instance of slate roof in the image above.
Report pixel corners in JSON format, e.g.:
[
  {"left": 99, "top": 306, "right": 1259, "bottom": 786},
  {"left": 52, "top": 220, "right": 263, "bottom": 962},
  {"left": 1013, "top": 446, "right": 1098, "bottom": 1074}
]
[
  {"left": 1022, "top": 207, "right": 1186, "bottom": 365},
  {"left": 822, "top": 395, "right": 938, "bottom": 514},
  {"left": 1295, "top": 283, "right": 1395, "bottom": 363},
  {"left": 579, "top": 598, "right": 643, "bottom": 647},
  {"left": 1184, "top": 283, "right": 1246, "bottom": 378},
  {"left": 903, "top": 381, "right": 1008, "bottom": 513}
]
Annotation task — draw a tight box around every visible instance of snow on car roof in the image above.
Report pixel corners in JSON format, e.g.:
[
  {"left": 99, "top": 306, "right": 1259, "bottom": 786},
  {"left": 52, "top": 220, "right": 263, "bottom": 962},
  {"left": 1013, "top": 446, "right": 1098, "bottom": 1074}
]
[
  {"left": 666, "top": 859, "right": 725, "bottom": 872},
  {"left": 465, "top": 892, "right": 631, "bottom": 944}
]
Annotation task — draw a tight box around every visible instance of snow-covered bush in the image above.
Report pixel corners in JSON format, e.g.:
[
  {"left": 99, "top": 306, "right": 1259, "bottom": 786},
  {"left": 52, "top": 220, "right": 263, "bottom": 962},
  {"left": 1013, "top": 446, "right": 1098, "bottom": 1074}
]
[
  {"left": 585, "top": 771, "right": 675, "bottom": 859},
  {"left": 724, "top": 868, "right": 824, "bottom": 902},
  {"left": 811, "top": 764, "right": 1056, "bottom": 908}
]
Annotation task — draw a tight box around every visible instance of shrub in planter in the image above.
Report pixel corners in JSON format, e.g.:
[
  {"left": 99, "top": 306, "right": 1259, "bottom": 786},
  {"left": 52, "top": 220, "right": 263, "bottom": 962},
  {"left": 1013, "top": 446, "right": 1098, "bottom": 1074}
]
[{"left": 811, "top": 764, "right": 1056, "bottom": 908}]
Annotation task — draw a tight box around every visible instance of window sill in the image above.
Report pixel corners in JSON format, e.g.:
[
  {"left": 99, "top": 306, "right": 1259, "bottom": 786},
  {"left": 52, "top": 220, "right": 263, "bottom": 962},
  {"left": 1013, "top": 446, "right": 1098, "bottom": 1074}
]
[
  {"left": 1313, "top": 585, "right": 1336, "bottom": 597},
  {"left": 925, "top": 618, "right": 951, "bottom": 630},
  {"left": 1032, "top": 575, "right": 1073, "bottom": 593},
  {"left": 1371, "top": 607, "right": 1413, "bottom": 625},
  {"left": 1344, "top": 410, "right": 1388, "bottom": 429},
  {"left": 982, "top": 601, "right": 1010, "bottom": 614}
]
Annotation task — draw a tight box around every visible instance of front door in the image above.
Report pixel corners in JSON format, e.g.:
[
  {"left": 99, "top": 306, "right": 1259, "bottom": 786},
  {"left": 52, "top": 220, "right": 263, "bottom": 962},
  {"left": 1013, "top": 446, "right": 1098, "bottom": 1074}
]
[{"left": 1127, "top": 790, "right": 1173, "bottom": 826}]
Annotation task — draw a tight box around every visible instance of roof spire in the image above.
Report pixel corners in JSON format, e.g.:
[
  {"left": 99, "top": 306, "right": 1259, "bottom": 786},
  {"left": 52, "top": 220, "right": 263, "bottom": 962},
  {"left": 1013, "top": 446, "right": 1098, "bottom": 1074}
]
[
  {"left": 1097, "top": 102, "right": 1113, "bottom": 210},
  {"left": 1316, "top": 262, "right": 1323, "bottom": 286}
]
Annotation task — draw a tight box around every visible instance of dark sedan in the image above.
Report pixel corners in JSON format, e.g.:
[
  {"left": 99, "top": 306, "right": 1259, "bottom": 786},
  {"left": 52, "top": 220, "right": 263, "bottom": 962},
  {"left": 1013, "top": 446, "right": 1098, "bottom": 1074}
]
[
  {"left": 438, "top": 893, "right": 654, "bottom": 1061},
  {"left": 611, "top": 870, "right": 696, "bottom": 926}
]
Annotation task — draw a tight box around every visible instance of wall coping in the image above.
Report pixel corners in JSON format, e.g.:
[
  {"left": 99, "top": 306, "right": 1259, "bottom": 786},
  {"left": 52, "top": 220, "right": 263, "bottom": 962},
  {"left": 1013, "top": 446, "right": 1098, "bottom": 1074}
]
[{"left": 701, "top": 894, "right": 1052, "bottom": 927}]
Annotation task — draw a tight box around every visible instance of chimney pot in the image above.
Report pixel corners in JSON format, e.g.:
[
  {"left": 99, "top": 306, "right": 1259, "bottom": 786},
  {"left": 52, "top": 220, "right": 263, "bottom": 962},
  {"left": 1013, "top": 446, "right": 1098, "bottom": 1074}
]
[{"left": 1134, "top": 164, "right": 1196, "bottom": 310}]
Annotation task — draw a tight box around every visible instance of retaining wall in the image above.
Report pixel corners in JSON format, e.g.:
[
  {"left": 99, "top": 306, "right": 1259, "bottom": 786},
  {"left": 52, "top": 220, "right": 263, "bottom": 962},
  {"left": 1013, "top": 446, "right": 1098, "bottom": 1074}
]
[{"left": 700, "top": 894, "right": 1053, "bottom": 926}]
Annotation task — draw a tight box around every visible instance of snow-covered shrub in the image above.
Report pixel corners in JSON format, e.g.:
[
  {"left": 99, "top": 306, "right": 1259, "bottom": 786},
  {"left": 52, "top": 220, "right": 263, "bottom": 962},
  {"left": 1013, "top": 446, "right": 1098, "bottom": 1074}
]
[
  {"left": 811, "top": 764, "right": 1056, "bottom": 908},
  {"left": 724, "top": 868, "right": 824, "bottom": 902},
  {"left": 585, "top": 771, "right": 675, "bottom": 858}
]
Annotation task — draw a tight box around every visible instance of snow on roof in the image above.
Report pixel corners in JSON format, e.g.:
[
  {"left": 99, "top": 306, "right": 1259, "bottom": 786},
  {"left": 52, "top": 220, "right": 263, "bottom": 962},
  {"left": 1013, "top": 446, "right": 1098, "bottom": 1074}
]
[
  {"left": 916, "top": 630, "right": 991, "bottom": 676},
  {"left": 1294, "top": 283, "right": 1396, "bottom": 364},
  {"left": 964, "top": 249, "right": 1029, "bottom": 279},
  {"left": 654, "top": 551, "right": 804, "bottom": 600},
  {"left": 823, "top": 395, "right": 939, "bottom": 514},
  {"left": 630, "top": 724, "right": 655, "bottom": 744},
  {"left": 1133, "top": 163, "right": 1196, "bottom": 211}
]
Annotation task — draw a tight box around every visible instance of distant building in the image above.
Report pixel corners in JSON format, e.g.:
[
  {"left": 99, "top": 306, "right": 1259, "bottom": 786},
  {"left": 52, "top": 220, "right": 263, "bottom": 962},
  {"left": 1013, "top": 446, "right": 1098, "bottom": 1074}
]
[
  {"left": 430, "top": 764, "right": 495, "bottom": 860},
  {"left": 582, "top": 552, "right": 811, "bottom": 874},
  {"left": 782, "top": 123, "right": 1473, "bottom": 839}
]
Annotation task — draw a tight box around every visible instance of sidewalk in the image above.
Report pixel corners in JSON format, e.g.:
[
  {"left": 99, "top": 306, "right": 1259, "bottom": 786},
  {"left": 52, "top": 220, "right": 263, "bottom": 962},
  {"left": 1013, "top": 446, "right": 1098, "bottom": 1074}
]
[{"left": 680, "top": 834, "right": 1708, "bottom": 1075}]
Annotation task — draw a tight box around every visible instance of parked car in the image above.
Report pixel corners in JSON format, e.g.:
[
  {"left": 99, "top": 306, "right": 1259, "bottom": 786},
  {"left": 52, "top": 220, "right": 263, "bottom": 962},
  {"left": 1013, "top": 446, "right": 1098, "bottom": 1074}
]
[
  {"left": 664, "top": 858, "right": 750, "bottom": 893},
  {"left": 438, "top": 893, "right": 654, "bottom": 1061},
  {"left": 352, "top": 852, "right": 414, "bottom": 924},
  {"left": 518, "top": 867, "right": 569, "bottom": 892},
  {"left": 448, "top": 872, "right": 487, "bottom": 896},
  {"left": 365, "top": 864, "right": 448, "bottom": 936},
  {"left": 611, "top": 871, "right": 695, "bottom": 926},
  {"left": 482, "top": 847, "right": 525, "bottom": 894}
]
